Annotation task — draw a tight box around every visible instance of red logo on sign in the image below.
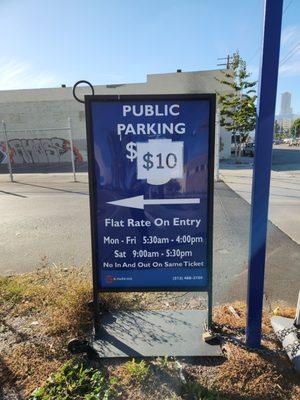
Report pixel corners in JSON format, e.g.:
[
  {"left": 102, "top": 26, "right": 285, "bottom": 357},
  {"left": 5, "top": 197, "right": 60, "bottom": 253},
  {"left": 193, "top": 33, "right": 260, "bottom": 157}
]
[{"left": 106, "top": 275, "right": 113, "bottom": 284}]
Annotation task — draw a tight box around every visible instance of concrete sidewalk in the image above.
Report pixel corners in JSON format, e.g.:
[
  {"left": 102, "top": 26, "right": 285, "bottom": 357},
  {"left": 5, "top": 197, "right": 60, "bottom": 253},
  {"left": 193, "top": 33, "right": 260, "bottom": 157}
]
[{"left": 220, "top": 167, "right": 300, "bottom": 244}]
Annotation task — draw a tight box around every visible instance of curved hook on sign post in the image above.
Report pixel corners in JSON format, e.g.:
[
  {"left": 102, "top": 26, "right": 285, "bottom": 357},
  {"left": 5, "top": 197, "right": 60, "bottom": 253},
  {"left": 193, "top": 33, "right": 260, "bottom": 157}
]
[{"left": 72, "top": 80, "right": 95, "bottom": 104}]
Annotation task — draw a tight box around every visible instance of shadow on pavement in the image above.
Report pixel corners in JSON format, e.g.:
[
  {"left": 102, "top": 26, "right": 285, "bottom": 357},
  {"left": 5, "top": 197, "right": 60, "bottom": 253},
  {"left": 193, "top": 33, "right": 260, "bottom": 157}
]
[{"left": 14, "top": 181, "right": 89, "bottom": 196}]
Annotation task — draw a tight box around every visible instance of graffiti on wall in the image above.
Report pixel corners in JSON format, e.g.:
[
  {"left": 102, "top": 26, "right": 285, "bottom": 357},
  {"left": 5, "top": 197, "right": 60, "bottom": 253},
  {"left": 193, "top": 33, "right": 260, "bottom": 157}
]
[
  {"left": 0, "top": 144, "right": 7, "bottom": 164},
  {"left": 0, "top": 137, "right": 83, "bottom": 164}
]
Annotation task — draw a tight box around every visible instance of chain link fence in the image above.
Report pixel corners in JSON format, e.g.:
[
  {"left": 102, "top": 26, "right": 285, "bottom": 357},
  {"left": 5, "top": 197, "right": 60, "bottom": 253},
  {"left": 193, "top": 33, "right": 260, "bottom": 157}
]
[{"left": 0, "top": 118, "right": 88, "bottom": 181}]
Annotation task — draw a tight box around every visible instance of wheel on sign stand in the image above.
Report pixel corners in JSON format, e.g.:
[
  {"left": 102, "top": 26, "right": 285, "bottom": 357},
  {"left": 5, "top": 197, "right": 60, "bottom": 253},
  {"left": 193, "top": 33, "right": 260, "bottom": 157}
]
[{"left": 67, "top": 338, "right": 91, "bottom": 354}]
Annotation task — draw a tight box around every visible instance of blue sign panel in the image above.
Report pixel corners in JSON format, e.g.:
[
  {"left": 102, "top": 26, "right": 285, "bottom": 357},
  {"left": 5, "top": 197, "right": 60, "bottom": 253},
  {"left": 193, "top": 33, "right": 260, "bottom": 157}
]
[{"left": 86, "top": 95, "right": 215, "bottom": 291}]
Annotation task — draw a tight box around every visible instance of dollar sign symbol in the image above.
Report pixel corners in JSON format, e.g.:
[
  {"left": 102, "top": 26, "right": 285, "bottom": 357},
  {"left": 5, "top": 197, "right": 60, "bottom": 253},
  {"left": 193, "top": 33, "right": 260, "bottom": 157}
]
[
  {"left": 143, "top": 151, "right": 154, "bottom": 171},
  {"left": 126, "top": 142, "right": 137, "bottom": 162}
]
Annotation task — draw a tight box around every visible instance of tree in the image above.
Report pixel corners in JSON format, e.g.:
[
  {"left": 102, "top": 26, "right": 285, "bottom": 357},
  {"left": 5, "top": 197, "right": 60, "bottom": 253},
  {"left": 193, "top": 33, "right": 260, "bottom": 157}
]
[
  {"left": 274, "top": 120, "right": 286, "bottom": 139},
  {"left": 291, "top": 118, "right": 300, "bottom": 138},
  {"left": 274, "top": 119, "right": 280, "bottom": 134},
  {"left": 216, "top": 51, "right": 257, "bottom": 158}
]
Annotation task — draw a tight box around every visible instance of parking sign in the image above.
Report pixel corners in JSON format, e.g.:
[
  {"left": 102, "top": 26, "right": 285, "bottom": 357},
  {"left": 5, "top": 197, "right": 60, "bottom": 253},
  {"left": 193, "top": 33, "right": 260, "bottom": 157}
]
[{"left": 85, "top": 94, "right": 215, "bottom": 292}]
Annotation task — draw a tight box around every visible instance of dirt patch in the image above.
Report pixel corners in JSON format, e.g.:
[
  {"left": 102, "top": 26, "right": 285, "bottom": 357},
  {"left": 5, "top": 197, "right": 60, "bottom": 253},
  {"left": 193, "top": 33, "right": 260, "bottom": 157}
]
[{"left": 0, "top": 266, "right": 299, "bottom": 399}]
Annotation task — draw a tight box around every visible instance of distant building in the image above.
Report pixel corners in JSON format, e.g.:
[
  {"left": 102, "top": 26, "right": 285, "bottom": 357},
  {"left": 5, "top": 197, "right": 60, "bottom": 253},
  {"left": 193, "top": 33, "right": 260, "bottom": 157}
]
[
  {"left": 0, "top": 69, "right": 234, "bottom": 174},
  {"left": 276, "top": 91, "right": 299, "bottom": 134},
  {"left": 279, "top": 118, "right": 293, "bottom": 133},
  {"left": 280, "top": 92, "right": 293, "bottom": 115}
]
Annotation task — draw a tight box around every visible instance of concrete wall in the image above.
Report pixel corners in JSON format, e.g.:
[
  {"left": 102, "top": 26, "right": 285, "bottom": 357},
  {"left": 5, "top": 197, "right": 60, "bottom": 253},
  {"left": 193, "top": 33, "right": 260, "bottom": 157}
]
[
  {"left": 0, "top": 70, "right": 232, "bottom": 171},
  {"left": 0, "top": 100, "right": 87, "bottom": 168}
]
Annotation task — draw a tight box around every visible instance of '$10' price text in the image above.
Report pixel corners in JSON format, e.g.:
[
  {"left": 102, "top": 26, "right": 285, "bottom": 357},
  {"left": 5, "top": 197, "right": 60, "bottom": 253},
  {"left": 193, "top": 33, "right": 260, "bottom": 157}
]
[{"left": 126, "top": 141, "right": 177, "bottom": 170}]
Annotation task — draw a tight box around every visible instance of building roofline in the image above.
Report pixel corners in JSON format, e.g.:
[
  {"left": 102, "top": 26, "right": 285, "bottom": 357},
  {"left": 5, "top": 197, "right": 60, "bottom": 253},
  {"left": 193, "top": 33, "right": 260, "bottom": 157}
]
[{"left": 0, "top": 69, "right": 231, "bottom": 103}]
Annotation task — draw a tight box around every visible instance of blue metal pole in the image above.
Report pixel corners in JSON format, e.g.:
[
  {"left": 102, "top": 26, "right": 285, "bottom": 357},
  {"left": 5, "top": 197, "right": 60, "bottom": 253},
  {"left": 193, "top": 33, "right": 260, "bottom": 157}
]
[{"left": 246, "top": 0, "right": 283, "bottom": 348}]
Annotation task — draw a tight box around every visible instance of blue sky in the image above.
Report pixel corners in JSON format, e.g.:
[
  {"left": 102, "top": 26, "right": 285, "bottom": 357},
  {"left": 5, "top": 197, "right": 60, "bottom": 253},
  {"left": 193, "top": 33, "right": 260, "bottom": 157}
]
[{"left": 0, "top": 0, "right": 299, "bottom": 114}]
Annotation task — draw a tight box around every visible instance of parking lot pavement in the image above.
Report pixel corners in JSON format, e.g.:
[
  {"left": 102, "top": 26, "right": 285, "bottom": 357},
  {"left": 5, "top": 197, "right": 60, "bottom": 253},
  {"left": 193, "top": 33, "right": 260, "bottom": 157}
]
[
  {"left": 0, "top": 172, "right": 299, "bottom": 305},
  {"left": 0, "top": 173, "right": 91, "bottom": 275},
  {"left": 220, "top": 167, "right": 300, "bottom": 245},
  {"left": 214, "top": 181, "right": 300, "bottom": 305}
]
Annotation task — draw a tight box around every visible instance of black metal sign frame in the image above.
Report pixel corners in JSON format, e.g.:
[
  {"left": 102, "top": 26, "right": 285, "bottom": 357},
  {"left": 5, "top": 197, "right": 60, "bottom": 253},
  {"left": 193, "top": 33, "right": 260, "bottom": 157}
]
[{"left": 85, "top": 94, "right": 215, "bottom": 337}]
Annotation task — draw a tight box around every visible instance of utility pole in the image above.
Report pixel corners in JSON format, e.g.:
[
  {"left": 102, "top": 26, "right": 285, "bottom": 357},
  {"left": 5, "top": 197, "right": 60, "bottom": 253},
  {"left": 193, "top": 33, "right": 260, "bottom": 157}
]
[{"left": 217, "top": 54, "right": 232, "bottom": 69}]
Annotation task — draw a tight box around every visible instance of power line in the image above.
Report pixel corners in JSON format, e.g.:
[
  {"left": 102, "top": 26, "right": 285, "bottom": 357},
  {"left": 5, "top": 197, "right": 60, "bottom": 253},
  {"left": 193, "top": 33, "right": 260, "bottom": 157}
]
[
  {"left": 280, "top": 42, "right": 300, "bottom": 64},
  {"left": 278, "top": 1, "right": 298, "bottom": 66},
  {"left": 247, "top": 0, "right": 294, "bottom": 64},
  {"left": 248, "top": 48, "right": 260, "bottom": 63},
  {"left": 283, "top": 0, "right": 294, "bottom": 14},
  {"left": 280, "top": 43, "right": 300, "bottom": 66},
  {"left": 280, "top": 42, "right": 300, "bottom": 62}
]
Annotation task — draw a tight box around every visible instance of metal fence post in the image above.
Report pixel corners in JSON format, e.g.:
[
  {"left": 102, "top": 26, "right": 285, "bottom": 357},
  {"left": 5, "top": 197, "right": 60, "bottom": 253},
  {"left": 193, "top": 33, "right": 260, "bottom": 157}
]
[
  {"left": 2, "top": 120, "right": 13, "bottom": 182},
  {"left": 246, "top": 0, "right": 283, "bottom": 348},
  {"left": 68, "top": 117, "right": 77, "bottom": 182},
  {"left": 215, "top": 106, "right": 220, "bottom": 181}
]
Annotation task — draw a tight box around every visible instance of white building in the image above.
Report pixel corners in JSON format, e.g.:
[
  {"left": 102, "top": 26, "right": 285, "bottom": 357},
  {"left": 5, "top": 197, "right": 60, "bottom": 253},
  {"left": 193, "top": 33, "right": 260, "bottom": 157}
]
[
  {"left": 276, "top": 91, "right": 299, "bottom": 134},
  {"left": 0, "top": 69, "right": 233, "bottom": 172},
  {"left": 280, "top": 91, "right": 293, "bottom": 115}
]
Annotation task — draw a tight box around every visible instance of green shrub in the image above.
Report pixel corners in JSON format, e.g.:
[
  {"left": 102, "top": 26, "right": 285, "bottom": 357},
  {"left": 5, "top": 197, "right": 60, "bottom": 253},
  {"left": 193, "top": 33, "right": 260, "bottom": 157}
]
[
  {"left": 125, "top": 358, "right": 150, "bottom": 383},
  {"left": 157, "top": 354, "right": 171, "bottom": 369},
  {"left": 29, "top": 360, "right": 120, "bottom": 400}
]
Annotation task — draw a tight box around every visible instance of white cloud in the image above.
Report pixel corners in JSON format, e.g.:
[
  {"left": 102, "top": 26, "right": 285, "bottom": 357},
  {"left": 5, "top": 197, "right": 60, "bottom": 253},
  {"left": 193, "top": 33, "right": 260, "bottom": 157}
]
[
  {"left": 0, "top": 57, "right": 56, "bottom": 90},
  {"left": 279, "top": 59, "right": 300, "bottom": 76},
  {"left": 279, "top": 25, "right": 300, "bottom": 77},
  {"left": 281, "top": 25, "right": 300, "bottom": 45}
]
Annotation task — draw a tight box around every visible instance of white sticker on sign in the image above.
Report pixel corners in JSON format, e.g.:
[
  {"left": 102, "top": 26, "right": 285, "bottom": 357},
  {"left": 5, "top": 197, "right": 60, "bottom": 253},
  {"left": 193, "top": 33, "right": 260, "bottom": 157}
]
[{"left": 137, "top": 139, "right": 183, "bottom": 185}]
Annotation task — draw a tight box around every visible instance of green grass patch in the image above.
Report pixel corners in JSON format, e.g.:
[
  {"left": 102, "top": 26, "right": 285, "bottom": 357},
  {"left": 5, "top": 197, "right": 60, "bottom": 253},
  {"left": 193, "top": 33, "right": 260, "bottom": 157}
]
[
  {"left": 0, "top": 275, "right": 35, "bottom": 305},
  {"left": 125, "top": 359, "right": 150, "bottom": 383},
  {"left": 29, "top": 360, "right": 120, "bottom": 400}
]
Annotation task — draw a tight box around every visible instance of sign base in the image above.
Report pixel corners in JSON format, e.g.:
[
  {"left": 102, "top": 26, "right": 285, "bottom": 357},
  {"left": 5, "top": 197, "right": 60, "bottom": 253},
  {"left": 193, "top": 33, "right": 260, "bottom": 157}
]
[{"left": 92, "top": 310, "right": 222, "bottom": 358}]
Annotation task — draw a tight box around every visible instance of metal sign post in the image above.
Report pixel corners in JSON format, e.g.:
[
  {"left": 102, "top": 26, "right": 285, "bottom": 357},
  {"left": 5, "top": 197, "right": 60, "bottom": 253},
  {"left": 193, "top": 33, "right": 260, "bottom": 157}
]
[
  {"left": 246, "top": 0, "right": 283, "bottom": 348},
  {"left": 84, "top": 94, "right": 219, "bottom": 358},
  {"left": 214, "top": 106, "right": 220, "bottom": 182}
]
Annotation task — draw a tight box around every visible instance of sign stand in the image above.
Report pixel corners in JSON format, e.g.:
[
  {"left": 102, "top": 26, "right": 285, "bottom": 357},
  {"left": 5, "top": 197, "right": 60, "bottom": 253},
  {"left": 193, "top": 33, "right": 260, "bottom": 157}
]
[
  {"left": 81, "top": 93, "right": 220, "bottom": 358},
  {"left": 92, "top": 310, "right": 221, "bottom": 358}
]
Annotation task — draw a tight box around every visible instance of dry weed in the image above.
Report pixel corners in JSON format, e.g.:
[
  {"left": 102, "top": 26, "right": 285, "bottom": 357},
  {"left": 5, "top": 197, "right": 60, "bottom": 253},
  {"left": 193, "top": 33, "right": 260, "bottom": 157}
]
[
  {"left": 1, "top": 269, "right": 299, "bottom": 400},
  {"left": 213, "top": 302, "right": 299, "bottom": 400},
  {"left": 1, "top": 342, "right": 64, "bottom": 397}
]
